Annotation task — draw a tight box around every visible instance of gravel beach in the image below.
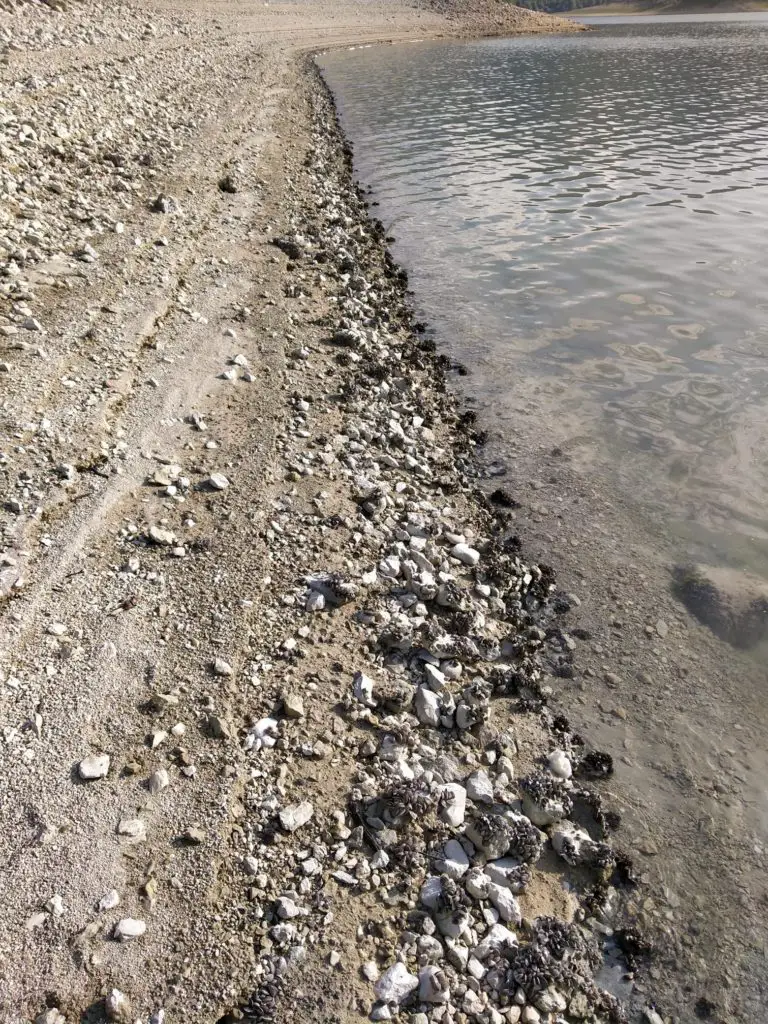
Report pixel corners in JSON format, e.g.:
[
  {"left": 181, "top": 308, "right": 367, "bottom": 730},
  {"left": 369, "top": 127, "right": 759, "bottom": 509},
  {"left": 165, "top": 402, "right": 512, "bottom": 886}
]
[{"left": 0, "top": 3, "right": 675, "bottom": 1023}]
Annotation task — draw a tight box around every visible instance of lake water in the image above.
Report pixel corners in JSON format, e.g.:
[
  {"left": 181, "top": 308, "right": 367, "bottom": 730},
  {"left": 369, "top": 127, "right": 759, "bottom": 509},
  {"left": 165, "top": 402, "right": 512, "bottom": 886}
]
[
  {"left": 320, "top": 15, "right": 768, "bottom": 577},
  {"left": 319, "top": 16, "right": 768, "bottom": 1023}
]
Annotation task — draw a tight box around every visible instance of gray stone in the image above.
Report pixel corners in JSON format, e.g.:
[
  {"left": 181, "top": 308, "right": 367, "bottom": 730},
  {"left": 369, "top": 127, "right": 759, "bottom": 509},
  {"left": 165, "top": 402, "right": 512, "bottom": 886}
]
[
  {"left": 105, "top": 989, "right": 131, "bottom": 1022},
  {"left": 465, "top": 768, "right": 494, "bottom": 804},
  {"left": 279, "top": 801, "right": 314, "bottom": 832},
  {"left": 113, "top": 918, "right": 146, "bottom": 941},
  {"left": 78, "top": 753, "right": 110, "bottom": 780},
  {"left": 374, "top": 962, "right": 419, "bottom": 1004},
  {"left": 438, "top": 783, "right": 466, "bottom": 827}
]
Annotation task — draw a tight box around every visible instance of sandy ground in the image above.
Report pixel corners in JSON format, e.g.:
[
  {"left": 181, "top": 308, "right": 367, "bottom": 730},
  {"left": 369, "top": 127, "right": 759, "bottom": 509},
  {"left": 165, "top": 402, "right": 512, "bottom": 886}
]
[{"left": 0, "top": 3, "right": 608, "bottom": 1024}]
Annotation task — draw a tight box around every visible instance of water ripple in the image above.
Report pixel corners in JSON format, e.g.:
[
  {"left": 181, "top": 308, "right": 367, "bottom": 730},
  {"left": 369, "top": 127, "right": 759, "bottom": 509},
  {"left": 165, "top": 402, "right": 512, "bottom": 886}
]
[{"left": 320, "top": 16, "right": 768, "bottom": 569}]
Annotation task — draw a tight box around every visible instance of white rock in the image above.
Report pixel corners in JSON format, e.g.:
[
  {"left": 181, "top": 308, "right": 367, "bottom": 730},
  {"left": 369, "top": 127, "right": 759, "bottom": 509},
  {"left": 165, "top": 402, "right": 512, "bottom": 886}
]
[
  {"left": 438, "top": 783, "right": 467, "bottom": 827},
  {"left": 547, "top": 749, "right": 572, "bottom": 779},
  {"left": 46, "top": 894, "right": 64, "bottom": 917},
  {"left": 306, "top": 590, "right": 325, "bottom": 612},
  {"left": 279, "top": 801, "right": 313, "bottom": 832},
  {"left": 379, "top": 555, "right": 401, "bottom": 578},
  {"left": 98, "top": 890, "right": 121, "bottom": 911},
  {"left": 213, "top": 657, "right": 233, "bottom": 676},
  {"left": 117, "top": 818, "right": 147, "bottom": 842},
  {"left": 78, "top": 753, "right": 110, "bottom": 780},
  {"left": 374, "top": 962, "right": 419, "bottom": 1004},
  {"left": 148, "top": 525, "right": 176, "bottom": 546},
  {"left": 465, "top": 867, "right": 491, "bottom": 900},
  {"left": 436, "top": 838, "right": 470, "bottom": 879},
  {"left": 353, "top": 671, "right": 375, "bottom": 706},
  {"left": 246, "top": 717, "right": 279, "bottom": 751},
  {"left": 36, "top": 1012, "right": 66, "bottom": 1024},
  {"left": 488, "top": 883, "right": 522, "bottom": 924},
  {"left": 208, "top": 473, "right": 229, "bottom": 491},
  {"left": 113, "top": 918, "right": 146, "bottom": 941},
  {"left": 415, "top": 686, "right": 441, "bottom": 727},
  {"left": 465, "top": 769, "right": 494, "bottom": 804},
  {"left": 441, "top": 659, "right": 463, "bottom": 680},
  {"left": 535, "top": 988, "right": 567, "bottom": 1014},
  {"left": 148, "top": 769, "right": 169, "bottom": 795},
  {"left": 419, "top": 876, "right": 444, "bottom": 911},
  {"left": 362, "top": 961, "right": 380, "bottom": 981},
  {"left": 451, "top": 543, "right": 480, "bottom": 567},
  {"left": 105, "top": 988, "right": 131, "bottom": 1022},
  {"left": 418, "top": 966, "right": 450, "bottom": 1004},
  {"left": 522, "top": 1008, "right": 540, "bottom": 1024},
  {"left": 423, "top": 663, "right": 447, "bottom": 692},
  {"left": 445, "top": 937, "right": 469, "bottom": 971},
  {"left": 276, "top": 896, "right": 303, "bottom": 919},
  {"left": 473, "top": 923, "right": 518, "bottom": 960},
  {"left": 644, "top": 1010, "right": 665, "bottom": 1024},
  {"left": 485, "top": 858, "right": 526, "bottom": 891}
]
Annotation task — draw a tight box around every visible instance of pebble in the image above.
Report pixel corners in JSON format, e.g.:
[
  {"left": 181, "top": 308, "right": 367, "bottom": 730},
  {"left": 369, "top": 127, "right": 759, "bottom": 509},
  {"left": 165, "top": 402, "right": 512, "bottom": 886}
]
[
  {"left": 451, "top": 542, "right": 480, "bottom": 567},
  {"left": 283, "top": 693, "right": 305, "bottom": 719},
  {"left": 213, "top": 657, "right": 234, "bottom": 676},
  {"left": 438, "top": 783, "right": 467, "bottom": 827},
  {"left": 78, "top": 753, "right": 110, "bottom": 780},
  {"left": 374, "top": 962, "right": 419, "bottom": 1004},
  {"left": 113, "top": 918, "right": 146, "bottom": 942},
  {"left": 547, "top": 749, "right": 572, "bottom": 779},
  {"left": 105, "top": 989, "right": 132, "bottom": 1022},
  {"left": 148, "top": 768, "right": 170, "bottom": 795},
  {"left": 98, "top": 890, "right": 121, "bottom": 912},
  {"left": 46, "top": 894, "right": 65, "bottom": 917},
  {"left": 117, "top": 818, "right": 147, "bottom": 842},
  {"left": 208, "top": 473, "right": 230, "bottom": 491},
  {"left": 279, "top": 801, "right": 314, "bottom": 832}
]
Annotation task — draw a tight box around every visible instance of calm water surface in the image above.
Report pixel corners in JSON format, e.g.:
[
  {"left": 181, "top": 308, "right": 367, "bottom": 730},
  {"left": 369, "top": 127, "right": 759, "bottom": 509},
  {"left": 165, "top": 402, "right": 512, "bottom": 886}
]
[{"left": 319, "top": 16, "right": 768, "bottom": 576}]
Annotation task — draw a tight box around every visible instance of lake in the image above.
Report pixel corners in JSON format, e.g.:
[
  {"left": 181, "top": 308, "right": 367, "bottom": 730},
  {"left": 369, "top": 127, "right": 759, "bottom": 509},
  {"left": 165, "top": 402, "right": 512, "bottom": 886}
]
[{"left": 319, "top": 15, "right": 768, "bottom": 1023}]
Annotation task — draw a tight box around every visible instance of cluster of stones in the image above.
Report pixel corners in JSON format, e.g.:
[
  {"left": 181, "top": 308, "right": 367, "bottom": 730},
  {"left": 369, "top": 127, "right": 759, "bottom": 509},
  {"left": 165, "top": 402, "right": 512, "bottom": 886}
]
[{"left": 225, "top": 88, "right": 637, "bottom": 1024}]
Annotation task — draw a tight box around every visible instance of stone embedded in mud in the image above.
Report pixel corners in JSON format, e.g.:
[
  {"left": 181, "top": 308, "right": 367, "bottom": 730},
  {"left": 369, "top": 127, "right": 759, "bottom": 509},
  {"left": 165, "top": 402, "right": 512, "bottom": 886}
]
[
  {"left": 282, "top": 693, "right": 304, "bottom": 718},
  {"left": 246, "top": 717, "right": 279, "bottom": 751},
  {"left": 105, "top": 989, "right": 132, "bottom": 1022},
  {"left": 279, "top": 800, "right": 314, "bottom": 832},
  {"left": 374, "top": 962, "right": 419, "bottom": 1005},
  {"left": 78, "top": 753, "right": 110, "bottom": 780},
  {"left": 117, "top": 818, "right": 147, "bottom": 842},
  {"left": 98, "top": 890, "right": 120, "bottom": 911},
  {"left": 353, "top": 670, "right": 375, "bottom": 707},
  {"left": 148, "top": 525, "right": 176, "bottom": 546},
  {"left": 113, "top": 918, "right": 146, "bottom": 941},
  {"left": 148, "top": 768, "right": 169, "bottom": 795}
]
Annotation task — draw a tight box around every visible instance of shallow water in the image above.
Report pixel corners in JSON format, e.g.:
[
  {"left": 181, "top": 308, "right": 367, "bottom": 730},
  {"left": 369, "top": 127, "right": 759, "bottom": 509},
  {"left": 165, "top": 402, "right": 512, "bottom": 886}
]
[{"left": 319, "top": 15, "right": 768, "bottom": 580}]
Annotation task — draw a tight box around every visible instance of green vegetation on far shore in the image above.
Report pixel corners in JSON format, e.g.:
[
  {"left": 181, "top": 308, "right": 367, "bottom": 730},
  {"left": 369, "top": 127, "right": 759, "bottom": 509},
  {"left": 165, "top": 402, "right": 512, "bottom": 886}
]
[{"left": 514, "top": 0, "right": 768, "bottom": 13}]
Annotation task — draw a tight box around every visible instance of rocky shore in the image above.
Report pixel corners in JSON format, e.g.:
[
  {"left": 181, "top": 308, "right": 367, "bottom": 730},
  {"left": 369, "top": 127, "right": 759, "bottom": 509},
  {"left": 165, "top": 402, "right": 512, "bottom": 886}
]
[{"left": 0, "top": 2, "right": 668, "bottom": 1023}]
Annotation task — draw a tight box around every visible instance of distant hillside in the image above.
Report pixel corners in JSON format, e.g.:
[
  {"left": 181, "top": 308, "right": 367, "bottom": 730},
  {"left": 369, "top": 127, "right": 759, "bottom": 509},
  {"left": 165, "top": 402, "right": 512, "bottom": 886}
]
[{"left": 515, "top": 0, "right": 768, "bottom": 12}]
